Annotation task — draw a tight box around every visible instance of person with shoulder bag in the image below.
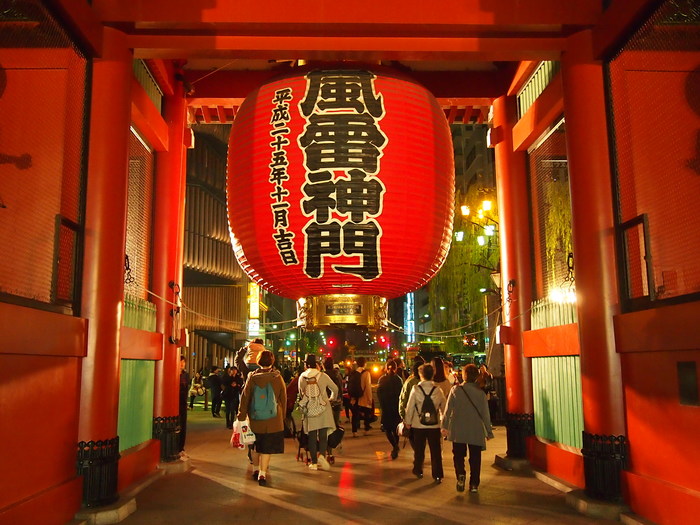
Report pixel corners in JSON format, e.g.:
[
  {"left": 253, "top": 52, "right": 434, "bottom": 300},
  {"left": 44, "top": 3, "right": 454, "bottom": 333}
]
[
  {"left": 441, "top": 364, "right": 494, "bottom": 493},
  {"left": 403, "top": 364, "right": 446, "bottom": 483},
  {"left": 237, "top": 350, "right": 287, "bottom": 487},
  {"left": 298, "top": 355, "right": 338, "bottom": 471}
]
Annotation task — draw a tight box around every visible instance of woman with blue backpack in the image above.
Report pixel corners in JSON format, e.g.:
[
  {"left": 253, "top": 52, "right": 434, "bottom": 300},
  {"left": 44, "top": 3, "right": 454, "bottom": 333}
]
[
  {"left": 298, "top": 354, "right": 339, "bottom": 471},
  {"left": 237, "top": 349, "right": 286, "bottom": 487}
]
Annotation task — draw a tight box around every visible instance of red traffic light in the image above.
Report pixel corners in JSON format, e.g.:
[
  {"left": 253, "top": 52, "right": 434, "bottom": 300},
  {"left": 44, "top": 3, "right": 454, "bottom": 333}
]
[{"left": 328, "top": 337, "right": 336, "bottom": 347}]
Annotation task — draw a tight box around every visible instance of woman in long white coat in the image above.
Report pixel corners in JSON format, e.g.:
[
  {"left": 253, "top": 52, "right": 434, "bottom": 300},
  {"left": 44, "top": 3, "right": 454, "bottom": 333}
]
[{"left": 298, "top": 354, "right": 339, "bottom": 471}]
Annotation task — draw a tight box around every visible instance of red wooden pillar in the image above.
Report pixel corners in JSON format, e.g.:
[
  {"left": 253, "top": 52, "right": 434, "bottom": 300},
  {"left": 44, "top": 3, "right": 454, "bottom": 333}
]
[
  {"left": 77, "top": 27, "right": 131, "bottom": 506},
  {"left": 493, "top": 95, "right": 535, "bottom": 458},
  {"left": 561, "top": 30, "right": 626, "bottom": 501},
  {"left": 151, "top": 73, "right": 188, "bottom": 461}
]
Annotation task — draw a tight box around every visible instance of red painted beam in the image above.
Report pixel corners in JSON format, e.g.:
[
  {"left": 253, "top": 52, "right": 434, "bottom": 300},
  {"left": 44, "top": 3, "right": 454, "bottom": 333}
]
[
  {"left": 95, "top": 0, "right": 600, "bottom": 27},
  {"left": 130, "top": 35, "right": 566, "bottom": 62},
  {"left": 183, "top": 69, "right": 509, "bottom": 104}
]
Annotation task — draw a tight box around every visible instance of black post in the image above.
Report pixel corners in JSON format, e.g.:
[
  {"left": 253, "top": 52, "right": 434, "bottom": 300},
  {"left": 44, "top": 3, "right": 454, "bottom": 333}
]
[
  {"left": 505, "top": 412, "right": 534, "bottom": 458},
  {"left": 582, "top": 431, "right": 628, "bottom": 501},
  {"left": 153, "top": 416, "right": 181, "bottom": 462},
  {"left": 76, "top": 437, "right": 120, "bottom": 508}
]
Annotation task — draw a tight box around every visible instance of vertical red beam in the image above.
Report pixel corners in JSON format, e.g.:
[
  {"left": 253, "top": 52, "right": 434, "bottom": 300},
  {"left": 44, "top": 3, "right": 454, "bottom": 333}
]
[
  {"left": 493, "top": 95, "right": 534, "bottom": 445},
  {"left": 78, "top": 27, "right": 131, "bottom": 442},
  {"left": 561, "top": 30, "right": 625, "bottom": 437},
  {"left": 151, "top": 72, "right": 188, "bottom": 457}
]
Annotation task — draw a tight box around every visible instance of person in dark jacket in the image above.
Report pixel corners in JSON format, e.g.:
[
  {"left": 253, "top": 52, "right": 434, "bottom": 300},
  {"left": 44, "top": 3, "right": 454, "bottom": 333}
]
[
  {"left": 222, "top": 366, "right": 244, "bottom": 429},
  {"left": 377, "top": 359, "right": 404, "bottom": 459},
  {"left": 178, "top": 356, "right": 190, "bottom": 453},
  {"left": 207, "top": 366, "right": 223, "bottom": 418}
]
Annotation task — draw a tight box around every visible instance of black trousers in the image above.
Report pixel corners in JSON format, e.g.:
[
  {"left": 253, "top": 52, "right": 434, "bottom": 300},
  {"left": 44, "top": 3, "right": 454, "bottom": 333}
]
[
  {"left": 452, "top": 442, "right": 483, "bottom": 487},
  {"left": 384, "top": 421, "right": 400, "bottom": 449},
  {"left": 350, "top": 403, "right": 372, "bottom": 433},
  {"left": 211, "top": 393, "right": 223, "bottom": 416},
  {"left": 224, "top": 396, "right": 239, "bottom": 427},
  {"left": 412, "top": 427, "right": 443, "bottom": 479},
  {"left": 179, "top": 403, "right": 188, "bottom": 452}
]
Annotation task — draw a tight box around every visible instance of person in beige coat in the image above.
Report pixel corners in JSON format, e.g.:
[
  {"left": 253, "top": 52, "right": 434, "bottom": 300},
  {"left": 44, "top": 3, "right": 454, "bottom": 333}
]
[{"left": 237, "top": 350, "right": 286, "bottom": 487}]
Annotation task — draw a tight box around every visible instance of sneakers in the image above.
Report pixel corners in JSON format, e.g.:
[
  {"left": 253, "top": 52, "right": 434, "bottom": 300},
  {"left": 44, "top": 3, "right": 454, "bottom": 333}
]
[
  {"left": 252, "top": 470, "right": 259, "bottom": 481},
  {"left": 390, "top": 446, "right": 399, "bottom": 460},
  {"left": 469, "top": 485, "right": 478, "bottom": 493},
  {"left": 434, "top": 477, "right": 443, "bottom": 484},
  {"left": 308, "top": 463, "right": 318, "bottom": 471},
  {"left": 413, "top": 470, "right": 423, "bottom": 479},
  {"left": 317, "top": 455, "right": 331, "bottom": 470},
  {"left": 258, "top": 475, "right": 266, "bottom": 486},
  {"left": 456, "top": 474, "right": 466, "bottom": 492}
]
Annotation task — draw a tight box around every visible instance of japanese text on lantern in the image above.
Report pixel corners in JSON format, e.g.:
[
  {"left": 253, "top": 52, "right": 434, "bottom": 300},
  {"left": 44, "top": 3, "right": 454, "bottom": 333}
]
[
  {"left": 269, "top": 88, "right": 299, "bottom": 265},
  {"left": 298, "top": 70, "right": 388, "bottom": 281}
]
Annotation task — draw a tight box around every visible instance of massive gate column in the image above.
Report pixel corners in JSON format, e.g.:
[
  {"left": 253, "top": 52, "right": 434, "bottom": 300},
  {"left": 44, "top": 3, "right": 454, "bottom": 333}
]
[
  {"left": 561, "top": 30, "right": 626, "bottom": 501},
  {"left": 492, "top": 95, "right": 535, "bottom": 459},
  {"left": 77, "top": 27, "right": 132, "bottom": 507},
  {"left": 151, "top": 71, "right": 188, "bottom": 462}
]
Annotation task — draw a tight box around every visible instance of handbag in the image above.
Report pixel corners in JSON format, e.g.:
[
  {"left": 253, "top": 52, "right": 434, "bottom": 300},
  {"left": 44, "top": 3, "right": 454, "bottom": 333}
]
[
  {"left": 460, "top": 385, "right": 490, "bottom": 437},
  {"left": 230, "top": 418, "right": 256, "bottom": 449},
  {"left": 291, "top": 396, "right": 304, "bottom": 425},
  {"left": 397, "top": 421, "right": 410, "bottom": 438}
]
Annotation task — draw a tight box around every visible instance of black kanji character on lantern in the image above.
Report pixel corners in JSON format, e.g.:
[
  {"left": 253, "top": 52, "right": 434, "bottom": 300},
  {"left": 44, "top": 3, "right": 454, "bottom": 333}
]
[
  {"left": 271, "top": 88, "right": 292, "bottom": 124},
  {"left": 303, "top": 220, "right": 342, "bottom": 278},
  {"left": 335, "top": 169, "right": 385, "bottom": 223},
  {"left": 300, "top": 70, "right": 383, "bottom": 118},
  {"left": 299, "top": 113, "right": 387, "bottom": 173},
  {"left": 269, "top": 150, "right": 288, "bottom": 169},
  {"left": 302, "top": 171, "right": 336, "bottom": 223},
  {"left": 269, "top": 165, "right": 289, "bottom": 185},
  {"left": 270, "top": 133, "right": 290, "bottom": 151},
  {"left": 271, "top": 202, "right": 290, "bottom": 228},
  {"left": 270, "top": 185, "right": 290, "bottom": 203},
  {"left": 335, "top": 221, "right": 381, "bottom": 280},
  {"left": 273, "top": 228, "right": 299, "bottom": 265}
]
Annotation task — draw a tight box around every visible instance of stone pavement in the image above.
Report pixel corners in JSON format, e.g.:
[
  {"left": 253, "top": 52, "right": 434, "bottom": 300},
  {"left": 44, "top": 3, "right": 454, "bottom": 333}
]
[{"left": 119, "top": 408, "right": 618, "bottom": 525}]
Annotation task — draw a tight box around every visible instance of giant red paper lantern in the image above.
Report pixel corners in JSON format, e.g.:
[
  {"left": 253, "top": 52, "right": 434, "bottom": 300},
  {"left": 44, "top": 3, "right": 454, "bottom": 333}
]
[{"left": 227, "top": 66, "right": 454, "bottom": 303}]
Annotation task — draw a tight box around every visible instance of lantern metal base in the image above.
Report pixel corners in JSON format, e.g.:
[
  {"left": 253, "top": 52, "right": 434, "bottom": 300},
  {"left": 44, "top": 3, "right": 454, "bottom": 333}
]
[{"left": 297, "top": 294, "right": 387, "bottom": 330}]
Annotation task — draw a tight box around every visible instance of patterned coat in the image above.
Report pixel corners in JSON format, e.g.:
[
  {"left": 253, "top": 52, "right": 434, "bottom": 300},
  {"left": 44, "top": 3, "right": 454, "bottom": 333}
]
[{"left": 298, "top": 368, "right": 338, "bottom": 433}]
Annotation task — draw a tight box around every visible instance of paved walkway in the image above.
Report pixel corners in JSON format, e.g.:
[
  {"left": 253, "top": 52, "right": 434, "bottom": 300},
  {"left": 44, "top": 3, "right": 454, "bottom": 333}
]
[{"left": 121, "top": 408, "right": 616, "bottom": 525}]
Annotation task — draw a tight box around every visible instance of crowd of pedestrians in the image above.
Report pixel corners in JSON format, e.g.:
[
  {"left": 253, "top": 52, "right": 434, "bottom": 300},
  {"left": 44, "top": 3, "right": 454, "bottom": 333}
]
[{"left": 180, "top": 339, "right": 495, "bottom": 493}]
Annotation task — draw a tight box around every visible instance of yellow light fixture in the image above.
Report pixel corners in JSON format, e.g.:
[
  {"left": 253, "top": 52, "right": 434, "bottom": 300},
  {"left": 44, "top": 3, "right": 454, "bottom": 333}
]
[
  {"left": 460, "top": 205, "right": 470, "bottom": 216},
  {"left": 482, "top": 200, "right": 492, "bottom": 211}
]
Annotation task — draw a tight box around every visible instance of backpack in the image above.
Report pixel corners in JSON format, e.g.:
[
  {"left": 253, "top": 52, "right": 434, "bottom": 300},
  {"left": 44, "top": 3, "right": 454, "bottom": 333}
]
[
  {"left": 250, "top": 381, "right": 277, "bottom": 420},
  {"left": 300, "top": 375, "right": 326, "bottom": 417},
  {"left": 416, "top": 385, "right": 439, "bottom": 426},
  {"left": 346, "top": 370, "right": 365, "bottom": 399}
]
